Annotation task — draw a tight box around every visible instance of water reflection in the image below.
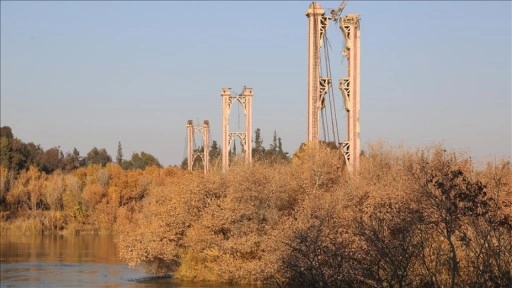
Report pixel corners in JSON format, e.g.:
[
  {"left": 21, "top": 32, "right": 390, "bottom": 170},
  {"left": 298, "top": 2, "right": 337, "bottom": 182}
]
[
  {"left": 0, "top": 234, "right": 164, "bottom": 287},
  {"left": 0, "top": 234, "right": 253, "bottom": 287}
]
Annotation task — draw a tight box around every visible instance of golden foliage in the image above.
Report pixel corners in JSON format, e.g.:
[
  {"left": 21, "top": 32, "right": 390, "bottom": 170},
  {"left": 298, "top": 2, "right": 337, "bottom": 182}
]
[{"left": 1, "top": 143, "right": 511, "bottom": 287}]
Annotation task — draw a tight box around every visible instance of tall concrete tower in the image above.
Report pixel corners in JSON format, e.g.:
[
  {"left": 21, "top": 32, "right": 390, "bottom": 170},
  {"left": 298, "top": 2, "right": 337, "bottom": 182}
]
[
  {"left": 306, "top": 2, "right": 361, "bottom": 173},
  {"left": 187, "top": 119, "right": 210, "bottom": 174},
  {"left": 306, "top": 2, "right": 330, "bottom": 144},
  {"left": 221, "top": 87, "right": 253, "bottom": 172},
  {"left": 339, "top": 14, "right": 361, "bottom": 172}
]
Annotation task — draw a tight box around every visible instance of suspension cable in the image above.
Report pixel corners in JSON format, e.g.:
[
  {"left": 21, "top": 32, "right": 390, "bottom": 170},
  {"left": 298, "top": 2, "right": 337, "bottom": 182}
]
[
  {"left": 324, "top": 35, "right": 340, "bottom": 145},
  {"left": 321, "top": 107, "right": 328, "bottom": 143},
  {"left": 183, "top": 131, "right": 188, "bottom": 163},
  {"left": 237, "top": 99, "right": 241, "bottom": 130},
  {"left": 192, "top": 126, "right": 197, "bottom": 151},
  {"left": 208, "top": 129, "right": 211, "bottom": 148}
]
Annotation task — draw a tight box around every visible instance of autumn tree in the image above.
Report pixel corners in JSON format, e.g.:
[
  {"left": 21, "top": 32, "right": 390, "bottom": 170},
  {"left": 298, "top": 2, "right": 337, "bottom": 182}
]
[
  {"left": 354, "top": 202, "right": 426, "bottom": 287},
  {"left": 413, "top": 149, "right": 491, "bottom": 288},
  {"left": 281, "top": 210, "right": 359, "bottom": 287},
  {"left": 7, "top": 166, "right": 47, "bottom": 211},
  {"left": 463, "top": 160, "right": 512, "bottom": 287}
]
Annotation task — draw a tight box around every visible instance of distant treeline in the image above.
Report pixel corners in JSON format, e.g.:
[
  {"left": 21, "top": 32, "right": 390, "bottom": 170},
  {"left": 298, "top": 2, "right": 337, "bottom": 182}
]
[
  {"left": 0, "top": 126, "right": 161, "bottom": 175},
  {"left": 1, "top": 126, "right": 291, "bottom": 175}
]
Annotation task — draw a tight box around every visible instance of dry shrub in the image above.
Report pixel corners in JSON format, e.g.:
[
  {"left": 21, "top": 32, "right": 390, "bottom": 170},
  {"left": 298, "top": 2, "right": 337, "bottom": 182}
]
[
  {"left": 0, "top": 165, "right": 12, "bottom": 205},
  {"left": 278, "top": 189, "right": 360, "bottom": 287},
  {"left": 106, "top": 167, "right": 146, "bottom": 206},
  {"left": 45, "top": 172, "right": 65, "bottom": 211},
  {"left": 291, "top": 143, "right": 344, "bottom": 193},
  {"left": 479, "top": 159, "right": 512, "bottom": 222},
  {"left": 178, "top": 163, "right": 304, "bottom": 284},
  {"left": 463, "top": 159, "right": 512, "bottom": 286},
  {"left": 97, "top": 168, "right": 110, "bottom": 188},
  {"left": 117, "top": 172, "right": 216, "bottom": 276},
  {"left": 7, "top": 166, "right": 47, "bottom": 210},
  {"left": 81, "top": 183, "right": 106, "bottom": 207},
  {"left": 2, "top": 141, "right": 508, "bottom": 286},
  {"left": 40, "top": 211, "right": 66, "bottom": 231},
  {"left": 2, "top": 215, "right": 43, "bottom": 234},
  {"left": 62, "top": 174, "right": 85, "bottom": 223}
]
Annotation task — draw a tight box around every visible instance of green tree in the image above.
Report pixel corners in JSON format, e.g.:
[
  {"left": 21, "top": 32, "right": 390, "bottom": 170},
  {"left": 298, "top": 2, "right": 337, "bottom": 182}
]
[
  {"left": 252, "top": 128, "right": 265, "bottom": 160},
  {"left": 209, "top": 141, "right": 221, "bottom": 161},
  {"left": 122, "top": 151, "right": 161, "bottom": 170},
  {"left": 23, "top": 142, "right": 44, "bottom": 170},
  {"left": 72, "top": 147, "right": 86, "bottom": 167},
  {"left": 0, "top": 126, "right": 14, "bottom": 169},
  {"left": 62, "top": 147, "right": 82, "bottom": 172},
  {"left": 38, "top": 146, "right": 64, "bottom": 174},
  {"left": 209, "top": 140, "right": 221, "bottom": 169},
  {"left": 1, "top": 126, "right": 48, "bottom": 173},
  {"left": 116, "top": 141, "right": 123, "bottom": 164},
  {"left": 261, "top": 130, "right": 289, "bottom": 163},
  {"left": 10, "top": 138, "right": 28, "bottom": 172},
  {"left": 270, "top": 130, "right": 278, "bottom": 152},
  {"left": 85, "top": 147, "right": 112, "bottom": 167},
  {"left": 181, "top": 141, "right": 221, "bottom": 170}
]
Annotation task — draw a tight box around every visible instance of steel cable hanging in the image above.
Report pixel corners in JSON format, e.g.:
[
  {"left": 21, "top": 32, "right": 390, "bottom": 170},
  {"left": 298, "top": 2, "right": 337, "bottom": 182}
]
[
  {"left": 238, "top": 98, "right": 241, "bottom": 131},
  {"left": 192, "top": 126, "right": 198, "bottom": 151},
  {"left": 321, "top": 106, "right": 328, "bottom": 142},
  {"left": 324, "top": 34, "right": 341, "bottom": 145},
  {"left": 183, "top": 131, "right": 188, "bottom": 164},
  {"left": 207, "top": 129, "right": 211, "bottom": 155},
  {"left": 321, "top": 34, "right": 333, "bottom": 144}
]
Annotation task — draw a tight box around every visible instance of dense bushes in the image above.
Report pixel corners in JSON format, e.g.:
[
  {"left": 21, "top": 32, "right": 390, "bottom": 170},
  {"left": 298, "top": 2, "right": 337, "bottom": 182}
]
[
  {"left": 1, "top": 142, "right": 511, "bottom": 287},
  {"left": 0, "top": 163, "right": 184, "bottom": 234},
  {"left": 115, "top": 143, "right": 512, "bottom": 287}
]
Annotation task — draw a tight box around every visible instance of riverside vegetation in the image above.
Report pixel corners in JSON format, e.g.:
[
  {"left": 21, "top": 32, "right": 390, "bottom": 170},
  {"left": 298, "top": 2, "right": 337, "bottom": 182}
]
[{"left": 1, "top": 125, "right": 511, "bottom": 287}]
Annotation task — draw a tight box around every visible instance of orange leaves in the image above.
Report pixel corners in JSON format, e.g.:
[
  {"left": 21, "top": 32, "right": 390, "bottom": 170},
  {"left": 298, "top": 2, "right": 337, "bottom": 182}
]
[
  {"left": 7, "top": 166, "right": 47, "bottom": 210},
  {"left": 82, "top": 183, "right": 106, "bottom": 207},
  {"left": 2, "top": 142, "right": 511, "bottom": 286}
]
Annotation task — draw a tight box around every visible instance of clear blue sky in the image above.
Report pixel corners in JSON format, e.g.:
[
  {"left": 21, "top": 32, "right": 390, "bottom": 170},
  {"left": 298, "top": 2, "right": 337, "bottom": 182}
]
[{"left": 1, "top": 1, "right": 511, "bottom": 166}]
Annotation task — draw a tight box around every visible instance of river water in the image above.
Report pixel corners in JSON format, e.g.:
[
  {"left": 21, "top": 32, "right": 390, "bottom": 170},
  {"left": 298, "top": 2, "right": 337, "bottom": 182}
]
[{"left": 0, "top": 234, "right": 235, "bottom": 288}]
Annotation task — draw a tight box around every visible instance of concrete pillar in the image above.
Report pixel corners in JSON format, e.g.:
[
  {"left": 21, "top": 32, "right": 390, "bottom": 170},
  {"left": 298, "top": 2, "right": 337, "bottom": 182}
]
[
  {"left": 203, "top": 120, "right": 210, "bottom": 174},
  {"left": 221, "top": 87, "right": 253, "bottom": 172},
  {"left": 339, "top": 14, "right": 361, "bottom": 172},
  {"left": 243, "top": 87, "right": 253, "bottom": 164},
  {"left": 306, "top": 2, "right": 325, "bottom": 144},
  {"left": 187, "top": 120, "right": 193, "bottom": 171},
  {"left": 221, "top": 88, "right": 231, "bottom": 172}
]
